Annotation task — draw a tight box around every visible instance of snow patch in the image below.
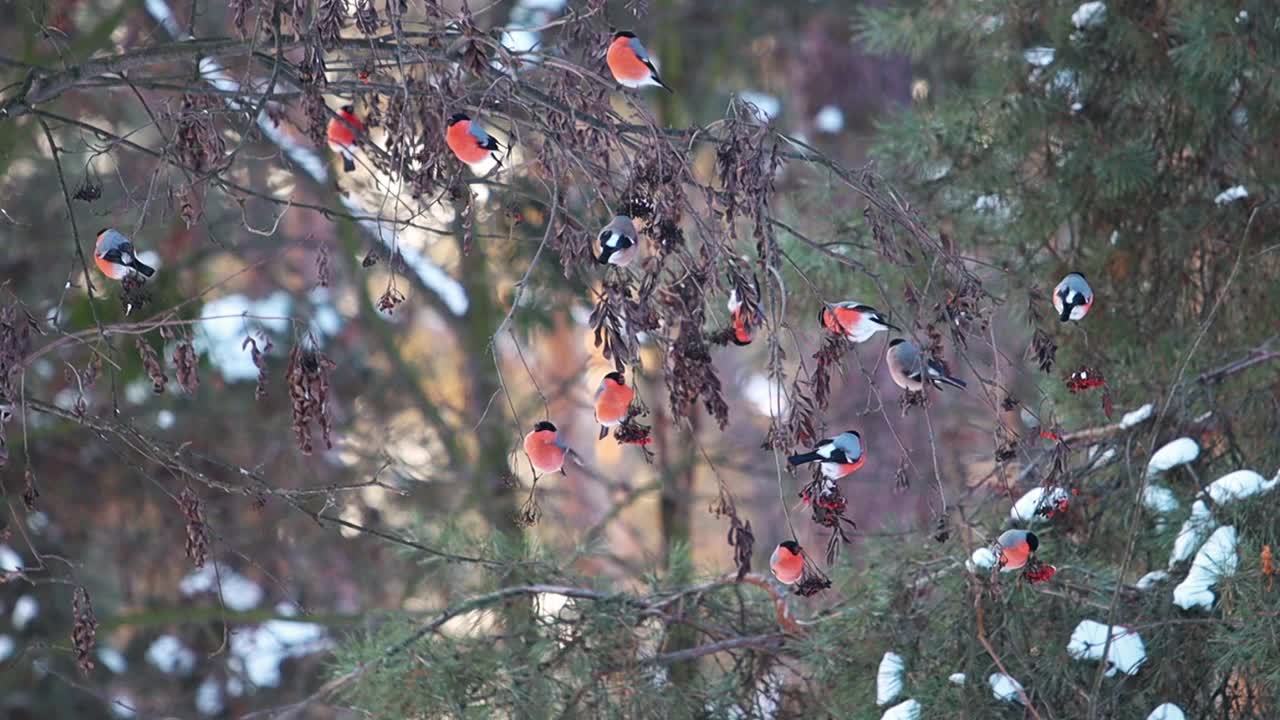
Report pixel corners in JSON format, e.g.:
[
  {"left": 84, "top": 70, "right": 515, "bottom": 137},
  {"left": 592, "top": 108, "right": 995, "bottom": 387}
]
[
  {"left": 948, "top": 672, "right": 965, "bottom": 685},
  {"left": 0, "top": 545, "right": 21, "bottom": 572},
  {"left": 98, "top": 646, "right": 128, "bottom": 673},
  {"left": 197, "top": 292, "right": 291, "bottom": 382},
  {"left": 814, "top": 105, "right": 845, "bottom": 133},
  {"left": 180, "top": 565, "right": 265, "bottom": 611},
  {"left": 1145, "top": 438, "right": 1199, "bottom": 477},
  {"left": 1067, "top": 620, "right": 1146, "bottom": 676},
  {"left": 989, "top": 673, "right": 1024, "bottom": 704},
  {"left": 1148, "top": 704, "right": 1186, "bottom": 720},
  {"left": 0, "top": 635, "right": 14, "bottom": 661},
  {"left": 196, "top": 675, "right": 225, "bottom": 716},
  {"left": 229, "top": 619, "right": 332, "bottom": 687},
  {"left": 738, "top": 91, "right": 781, "bottom": 123},
  {"left": 1204, "top": 469, "right": 1277, "bottom": 505},
  {"left": 966, "top": 547, "right": 997, "bottom": 574},
  {"left": 876, "top": 651, "right": 905, "bottom": 705},
  {"left": 1142, "top": 485, "right": 1179, "bottom": 514},
  {"left": 1173, "top": 525, "right": 1238, "bottom": 610},
  {"left": 880, "top": 699, "right": 920, "bottom": 720},
  {"left": 1170, "top": 500, "right": 1216, "bottom": 567},
  {"left": 1010, "top": 486, "right": 1069, "bottom": 524},
  {"left": 1024, "top": 47, "right": 1056, "bottom": 66},
  {"left": 1213, "top": 186, "right": 1248, "bottom": 206},
  {"left": 1119, "top": 404, "right": 1154, "bottom": 428},
  {"left": 1071, "top": 2, "right": 1106, "bottom": 29},
  {"left": 1135, "top": 570, "right": 1169, "bottom": 591},
  {"left": 743, "top": 374, "right": 788, "bottom": 416},
  {"left": 146, "top": 634, "right": 197, "bottom": 675},
  {"left": 12, "top": 596, "right": 38, "bottom": 630}
]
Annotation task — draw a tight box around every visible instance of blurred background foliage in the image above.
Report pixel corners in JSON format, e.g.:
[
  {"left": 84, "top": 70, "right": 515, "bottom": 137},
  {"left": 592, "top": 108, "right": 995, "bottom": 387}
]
[{"left": 0, "top": 0, "right": 1277, "bottom": 718}]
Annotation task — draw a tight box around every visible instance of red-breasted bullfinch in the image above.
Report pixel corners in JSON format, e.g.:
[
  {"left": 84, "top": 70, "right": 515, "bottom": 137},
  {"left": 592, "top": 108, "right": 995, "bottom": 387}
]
[
  {"left": 1052, "top": 272, "right": 1093, "bottom": 322},
  {"left": 996, "top": 529, "right": 1039, "bottom": 571},
  {"left": 593, "top": 215, "right": 639, "bottom": 267},
  {"left": 523, "top": 420, "right": 573, "bottom": 474},
  {"left": 326, "top": 104, "right": 364, "bottom": 173},
  {"left": 819, "top": 301, "right": 901, "bottom": 343},
  {"left": 606, "top": 31, "right": 672, "bottom": 92},
  {"left": 445, "top": 113, "right": 501, "bottom": 166},
  {"left": 594, "top": 371, "right": 635, "bottom": 440},
  {"left": 787, "top": 431, "right": 865, "bottom": 480},
  {"left": 886, "top": 338, "right": 967, "bottom": 392},
  {"left": 94, "top": 229, "right": 155, "bottom": 280},
  {"left": 770, "top": 540, "right": 805, "bottom": 585},
  {"left": 728, "top": 284, "right": 764, "bottom": 346}
]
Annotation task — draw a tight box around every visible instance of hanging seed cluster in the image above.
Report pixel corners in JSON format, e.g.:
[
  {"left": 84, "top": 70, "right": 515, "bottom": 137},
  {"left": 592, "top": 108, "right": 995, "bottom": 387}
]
[{"left": 286, "top": 344, "right": 337, "bottom": 455}]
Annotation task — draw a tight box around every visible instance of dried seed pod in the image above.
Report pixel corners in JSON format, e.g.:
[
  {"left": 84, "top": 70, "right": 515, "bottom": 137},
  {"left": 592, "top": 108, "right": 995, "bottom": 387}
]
[
  {"left": 71, "top": 586, "right": 97, "bottom": 674},
  {"left": 179, "top": 487, "right": 208, "bottom": 570},
  {"left": 136, "top": 337, "right": 168, "bottom": 394},
  {"left": 173, "top": 339, "right": 200, "bottom": 394}
]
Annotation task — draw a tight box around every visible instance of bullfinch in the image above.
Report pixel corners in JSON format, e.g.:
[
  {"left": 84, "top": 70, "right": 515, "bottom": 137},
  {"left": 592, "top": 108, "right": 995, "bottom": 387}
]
[
  {"left": 770, "top": 540, "right": 805, "bottom": 585},
  {"left": 819, "top": 301, "right": 901, "bottom": 343},
  {"left": 728, "top": 283, "right": 764, "bottom": 346},
  {"left": 996, "top": 529, "right": 1038, "bottom": 571},
  {"left": 94, "top": 229, "right": 155, "bottom": 280},
  {"left": 326, "top": 104, "right": 364, "bottom": 172},
  {"left": 445, "top": 113, "right": 502, "bottom": 166},
  {"left": 523, "top": 421, "right": 573, "bottom": 474},
  {"left": 593, "top": 215, "right": 639, "bottom": 267},
  {"left": 1052, "top": 272, "right": 1093, "bottom": 322},
  {"left": 787, "top": 431, "right": 865, "bottom": 480},
  {"left": 886, "top": 338, "right": 967, "bottom": 392},
  {"left": 606, "top": 31, "right": 673, "bottom": 92},
  {"left": 594, "top": 371, "right": 635, "bottom": 440}
]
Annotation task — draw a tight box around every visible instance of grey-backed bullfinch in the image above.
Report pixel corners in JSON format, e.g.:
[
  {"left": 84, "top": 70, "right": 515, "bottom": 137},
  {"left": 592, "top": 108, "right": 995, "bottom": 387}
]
[
  {"left": 446, "top": 113, "right": 502, "bottom": 166},
  {"left": 94, "top": 229, "right": 155, "bottom": 280},
  {"left": 770, "top": 540, "right": 805, "bottom": 585},
  {"left": 996, "top": 529, "right": 1038, "bottom": 571},
  {"left": 886, "top": 338, "right": 966, "bottom": 392},
  {"left": 326, "top": 104, "right": 364, "bottom": 172},
  {"left": 1052, "top": 272, "right": 1093, "bottom": 322},
  {"left": 787, "top": 430, "right": 865, "bottom": 480}
]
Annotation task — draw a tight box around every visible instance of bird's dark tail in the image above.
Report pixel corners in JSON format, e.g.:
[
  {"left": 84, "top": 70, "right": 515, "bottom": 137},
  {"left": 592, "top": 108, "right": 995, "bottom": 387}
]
[
  {"left": 599, "top": 425, "right": 610, "bottom": 441},
  {"left": 655, "top": 77, "right": 674, "bottom": 94},
  {"left": 342, "top": 155, "right": 356, "bottom": 172},
  {"left": 1059, "top": 302, "right": 1072, "bottom": 322},
  {"left": 130, "top": 259, "right": 156, "bottom": 278},
  {"left": 936, "top": 374, "right": 967, "bottom": 390},
  {"left": 787, "top": 451, "right": 822, "bottom": 466},
  {"left": 881, "top": 319, "right": 903, "bottom": 332}
]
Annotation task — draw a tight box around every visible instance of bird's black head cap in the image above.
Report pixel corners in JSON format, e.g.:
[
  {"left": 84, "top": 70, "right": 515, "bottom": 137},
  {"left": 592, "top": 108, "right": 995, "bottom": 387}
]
[
  {"left": 534, "top": 420, "right": 557, "bottom": 433},
  {"left": 447, "top": 112, "right": 470, "bottom": 126}
]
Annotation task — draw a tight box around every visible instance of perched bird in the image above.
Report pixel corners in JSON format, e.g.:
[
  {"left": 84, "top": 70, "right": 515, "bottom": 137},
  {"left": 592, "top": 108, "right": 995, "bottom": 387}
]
[
  {"left": 93, "top": 229, "right": 155, "bottom": 280},
  {"left": 606, "top": 31, "right": 673, "bottom": 92},
  {"left": 445, "top": 113, "right": 502, "bottom": 166},
  {"left": 593, "top": 215, "right": 640, "bottom": 267},
  {"left": 770, "top": 541, "right": 805, "bottom": 585},
  {"left": 819, "top": 301, "right": 901, "bottom": 343},
  {"left": 727, "top": 282, "right": 764, "bottom": 346},
  {"left": 326, "top": 104, "right": 364, "bottom": 172},
  {"left": 594, "top": 371, "right": 635, "bottom": 440},
  {"left": 1052, "top": 272, "right": 1094, "bottom": 322},
  {"left": 996, "top": 529, "right": 1039, "bottom": 571},
  {"left": 523, "top": 421, "right": 572, "bottom": 474},
  {"left": 886, "top": 338, "right": 967, "bottom": 392},
  {"left": 787, "top": 431, "right": 865, "bottom": 480}
]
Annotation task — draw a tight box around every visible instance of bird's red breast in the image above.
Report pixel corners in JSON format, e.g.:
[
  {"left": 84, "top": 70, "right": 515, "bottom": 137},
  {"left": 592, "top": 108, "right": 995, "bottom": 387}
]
[
  {"left": 831, "top": 454, "right": 865, "bottom": 479},
  {"left": 607, "top": 37, "right": 652, "bottom": 83},
  {"left": 770, "top": 545, "right": 805, "bottom": 585},
  {"left": 595, "top": 379, "right": 634, "bottom": 426},
  {"left": 446, "top": 121, "right": 493, "bottom": 165},
  {"left": 326, "top": 111, "right": 363, "bottom": 148},
  {"left": 523, "top": 429, "right": 566, "bottom": 473},
  {"left": 732, "top": 307, "right": 753, "bottom": 344},
  {"left": 822, "top": 305, "right": 862, "bottom": 336},
  {"left": 94, "top": 254, "right": 128, "bottom": 280},
  {"left": 999, "top": 540, "right": 1032, "bottom": 570}
]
